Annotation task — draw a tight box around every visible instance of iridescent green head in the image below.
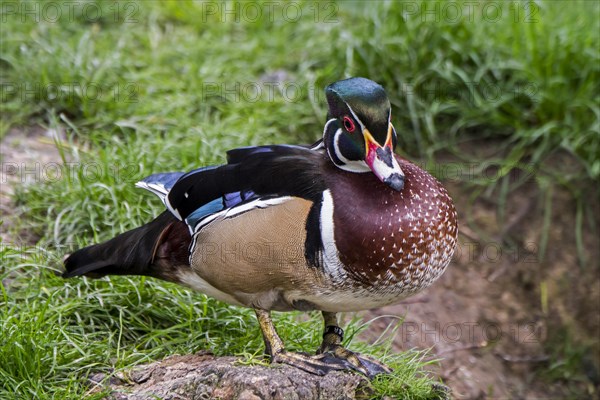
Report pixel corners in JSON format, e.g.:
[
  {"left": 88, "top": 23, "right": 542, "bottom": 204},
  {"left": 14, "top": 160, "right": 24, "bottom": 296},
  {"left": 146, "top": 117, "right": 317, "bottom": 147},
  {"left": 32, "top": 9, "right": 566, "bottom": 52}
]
[{"left": 323, "top": 77, "right": 404, "bottom": 191}]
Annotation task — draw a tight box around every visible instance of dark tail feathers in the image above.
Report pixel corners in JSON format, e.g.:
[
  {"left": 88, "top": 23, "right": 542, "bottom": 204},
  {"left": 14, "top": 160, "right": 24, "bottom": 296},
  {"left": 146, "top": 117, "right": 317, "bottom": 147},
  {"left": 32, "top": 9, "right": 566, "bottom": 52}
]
[{"left": 63, "top": 211, "right": 191, "bottom": 281}]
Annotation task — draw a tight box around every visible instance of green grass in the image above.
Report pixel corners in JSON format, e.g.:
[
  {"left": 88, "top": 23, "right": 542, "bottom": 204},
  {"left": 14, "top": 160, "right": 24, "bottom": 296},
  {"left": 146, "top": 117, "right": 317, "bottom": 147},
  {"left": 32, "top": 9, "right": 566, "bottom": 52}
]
[{"left": 1, "top": 0, "right": 598, "bottom": 398}]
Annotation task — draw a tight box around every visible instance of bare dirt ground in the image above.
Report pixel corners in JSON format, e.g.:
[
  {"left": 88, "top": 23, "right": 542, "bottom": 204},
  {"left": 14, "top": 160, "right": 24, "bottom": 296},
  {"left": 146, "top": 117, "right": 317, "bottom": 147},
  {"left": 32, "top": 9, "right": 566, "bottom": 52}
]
[
  {"left": 363, "top": 152, "right": 600, "bottom": 399},
  {"left": 2, "top": 128, "right": 599, "bottom": 399},
  {"left": 1, "top": 126, "right": 65, "bottom": 244}
]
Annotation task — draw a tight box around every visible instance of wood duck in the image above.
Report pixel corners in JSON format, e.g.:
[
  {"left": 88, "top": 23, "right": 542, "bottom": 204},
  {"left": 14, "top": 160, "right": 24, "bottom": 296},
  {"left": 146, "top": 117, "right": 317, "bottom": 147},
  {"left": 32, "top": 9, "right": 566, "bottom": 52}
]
[{"left": 63, "top": 77, "right": 458, "bottom": 378}]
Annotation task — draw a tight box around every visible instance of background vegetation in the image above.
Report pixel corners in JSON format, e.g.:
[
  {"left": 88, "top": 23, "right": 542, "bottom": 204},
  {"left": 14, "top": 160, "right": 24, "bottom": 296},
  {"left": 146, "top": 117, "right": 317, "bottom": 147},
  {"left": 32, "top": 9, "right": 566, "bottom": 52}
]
[{"left": 1, "top": 1, "right": 598, "bottom": 398}]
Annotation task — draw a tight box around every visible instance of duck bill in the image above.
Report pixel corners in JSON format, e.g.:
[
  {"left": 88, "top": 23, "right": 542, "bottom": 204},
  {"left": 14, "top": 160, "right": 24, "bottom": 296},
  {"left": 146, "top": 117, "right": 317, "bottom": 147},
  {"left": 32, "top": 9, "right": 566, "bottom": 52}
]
[{"left": 364, "top": 128, "right": 405, "bottom": 191}]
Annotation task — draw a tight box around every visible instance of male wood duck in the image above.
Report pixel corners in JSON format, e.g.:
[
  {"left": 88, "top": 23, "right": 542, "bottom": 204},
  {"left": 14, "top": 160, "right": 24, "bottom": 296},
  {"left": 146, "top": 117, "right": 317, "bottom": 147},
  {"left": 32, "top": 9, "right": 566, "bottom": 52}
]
[{"left": 63, "top": 77, "right": 458, "bottom": 378}]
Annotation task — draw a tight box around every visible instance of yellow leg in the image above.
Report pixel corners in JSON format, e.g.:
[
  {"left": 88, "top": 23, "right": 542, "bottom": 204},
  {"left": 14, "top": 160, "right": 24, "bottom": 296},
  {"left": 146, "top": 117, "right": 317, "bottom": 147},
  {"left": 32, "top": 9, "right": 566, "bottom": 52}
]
[
  {"left": 254, "top": 309, "right": 346, "bottom": 376},
  {"left": 254, "top": 309, "right": 392, "bottom": 378},
  {"left": 255, "top": 308, "right": 285, "bottom": 356}
]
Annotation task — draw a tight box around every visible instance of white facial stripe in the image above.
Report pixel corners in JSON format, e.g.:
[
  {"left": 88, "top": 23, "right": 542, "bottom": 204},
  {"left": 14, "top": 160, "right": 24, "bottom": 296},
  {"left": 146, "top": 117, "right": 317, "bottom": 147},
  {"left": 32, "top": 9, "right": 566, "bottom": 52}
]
[
  {"left": 345, "top": 101, "right": 394, "bottom": 145},
  {"left": 323, "top": 118, "right": 337, "bottom": 136},
  {"left": 343, "top": 101, "right": 366, "bottom": 130},
  {"left": 338, "top": 161, "right": 370, "bottom": 173},
  {"left": 332, "top": 128, "right": 345, "bottom": 162},
  {"left": 333, "top": 128, "right": 370, "bottom": 172}
]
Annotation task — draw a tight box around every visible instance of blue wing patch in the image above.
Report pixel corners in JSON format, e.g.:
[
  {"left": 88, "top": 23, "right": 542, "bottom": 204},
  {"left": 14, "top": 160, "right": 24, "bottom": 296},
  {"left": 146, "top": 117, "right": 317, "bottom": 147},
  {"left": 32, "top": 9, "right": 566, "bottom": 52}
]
[
  {"left": 185, "top": 189, "right": 257, "bottom": 228},
  {"left": 140, "top": 144, "right": 323, "bottom": 230},
  {"left": 185, "top": 197, "right": 225, "bottom": 227}
]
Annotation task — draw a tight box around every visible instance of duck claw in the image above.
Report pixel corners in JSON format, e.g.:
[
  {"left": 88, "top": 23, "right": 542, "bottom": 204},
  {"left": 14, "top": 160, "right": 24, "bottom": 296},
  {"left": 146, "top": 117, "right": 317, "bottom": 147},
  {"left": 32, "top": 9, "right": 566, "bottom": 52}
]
[
  {"left": 271, "top": 351, "right": 347, "bottom": 376},
  {"left": 318, "top": 344, "right": 392, "bottom": 379},
  {"left": 270, "top": 349, "right": 391, "bottom": 379}
]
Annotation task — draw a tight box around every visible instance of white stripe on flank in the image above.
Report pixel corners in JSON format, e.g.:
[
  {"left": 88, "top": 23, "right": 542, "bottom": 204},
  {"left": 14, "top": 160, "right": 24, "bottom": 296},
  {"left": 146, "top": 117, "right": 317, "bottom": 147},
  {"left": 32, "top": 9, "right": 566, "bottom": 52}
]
[{"left": 320, "top": 190, "right": 346, "bottom": 282}]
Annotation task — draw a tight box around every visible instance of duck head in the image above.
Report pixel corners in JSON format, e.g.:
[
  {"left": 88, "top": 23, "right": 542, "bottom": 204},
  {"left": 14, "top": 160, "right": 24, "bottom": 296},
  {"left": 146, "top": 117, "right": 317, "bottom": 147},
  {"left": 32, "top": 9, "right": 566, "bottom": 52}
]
[{"left": 323, "top": 77, "right": 404, "bottom": 191}]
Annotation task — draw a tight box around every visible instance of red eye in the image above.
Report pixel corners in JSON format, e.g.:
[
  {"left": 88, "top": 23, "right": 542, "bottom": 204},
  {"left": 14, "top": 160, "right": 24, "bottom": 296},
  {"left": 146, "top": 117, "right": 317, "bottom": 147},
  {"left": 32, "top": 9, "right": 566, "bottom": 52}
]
[{"left": 343, "top": 116, "right": 355, "bottom": 132}]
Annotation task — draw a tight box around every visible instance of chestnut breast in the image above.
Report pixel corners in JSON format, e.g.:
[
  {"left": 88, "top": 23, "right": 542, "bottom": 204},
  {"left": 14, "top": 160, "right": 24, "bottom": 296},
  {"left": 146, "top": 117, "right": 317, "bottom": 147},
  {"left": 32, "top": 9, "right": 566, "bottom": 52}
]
[{"left": 326, "top": 157, "right": 458, "bottom": 292}]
